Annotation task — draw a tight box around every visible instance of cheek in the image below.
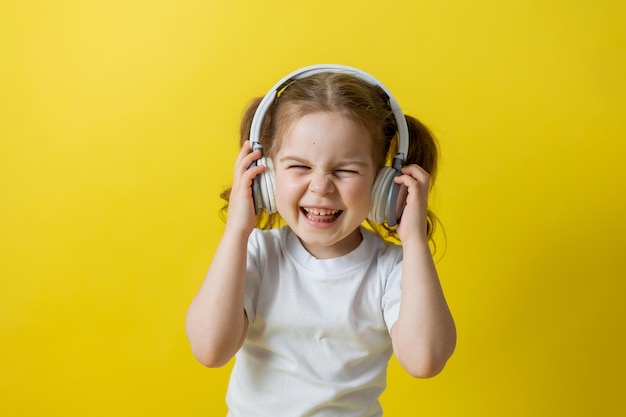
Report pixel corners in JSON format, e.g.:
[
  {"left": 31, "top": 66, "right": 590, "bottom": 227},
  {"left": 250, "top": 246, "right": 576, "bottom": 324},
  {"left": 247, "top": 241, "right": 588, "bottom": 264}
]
[
  {"left": 273, "top": 173, "right": 302, "bottom": 201},
  {"left": 342, "top": 179, "right": 374, "bottom": 204}
]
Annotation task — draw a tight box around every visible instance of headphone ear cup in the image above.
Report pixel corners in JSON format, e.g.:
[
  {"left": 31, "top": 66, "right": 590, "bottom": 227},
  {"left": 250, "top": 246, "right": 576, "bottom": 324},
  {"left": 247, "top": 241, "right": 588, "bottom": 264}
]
[
  {"left": 368, "top": 167, "right": 394, "bottom": 224},
  {"left": 253, "top": 156, "right": 277, "bottom": 214},
  {"left": 262, "top": 157, "right": 277, "bottom": 213},
  {"left": 368, "top": 167, "right": 406, "bottom": 226}
]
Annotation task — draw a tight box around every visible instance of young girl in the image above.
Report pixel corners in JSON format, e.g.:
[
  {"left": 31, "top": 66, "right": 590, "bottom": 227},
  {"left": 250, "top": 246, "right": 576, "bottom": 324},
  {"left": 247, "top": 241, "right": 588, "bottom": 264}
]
[{"left": 186, "top": 65, "right": 456, "bottom": 417}]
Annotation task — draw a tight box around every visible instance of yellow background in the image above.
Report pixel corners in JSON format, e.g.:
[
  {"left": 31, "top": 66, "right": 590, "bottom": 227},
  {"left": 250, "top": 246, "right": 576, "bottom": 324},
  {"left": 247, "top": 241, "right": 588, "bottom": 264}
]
[{"left": 2, "top": 0, "right": 625, "bottom": 415}]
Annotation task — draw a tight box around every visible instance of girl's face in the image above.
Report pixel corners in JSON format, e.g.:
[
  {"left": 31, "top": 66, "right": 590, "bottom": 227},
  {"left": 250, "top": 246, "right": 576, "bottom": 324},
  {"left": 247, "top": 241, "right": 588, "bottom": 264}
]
[{"left": 273, "top": 111, "right": 377, "bottom": 259}]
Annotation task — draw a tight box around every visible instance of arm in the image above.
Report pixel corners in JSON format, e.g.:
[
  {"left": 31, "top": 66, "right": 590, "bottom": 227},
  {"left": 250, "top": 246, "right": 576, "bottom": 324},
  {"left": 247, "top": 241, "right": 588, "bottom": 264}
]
[
  {"left": 185, "top": 141, "right": 263, "bottom": 367},
  {"left": 390, "top": 165, "right": 457, "bottom": 378}
]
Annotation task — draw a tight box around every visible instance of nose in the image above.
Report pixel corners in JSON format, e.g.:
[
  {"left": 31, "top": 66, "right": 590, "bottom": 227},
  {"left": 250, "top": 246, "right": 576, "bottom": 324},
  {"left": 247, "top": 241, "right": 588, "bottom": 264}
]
[{"left": 309, "top": 172, "right": 335, "bottom": 195}]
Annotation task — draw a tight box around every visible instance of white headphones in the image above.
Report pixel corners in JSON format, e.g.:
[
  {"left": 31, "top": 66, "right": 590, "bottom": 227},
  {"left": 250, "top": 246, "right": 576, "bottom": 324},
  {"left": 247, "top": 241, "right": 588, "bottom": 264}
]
[{"left": 249, "top": 64, "right": 410, "bottom": 227}]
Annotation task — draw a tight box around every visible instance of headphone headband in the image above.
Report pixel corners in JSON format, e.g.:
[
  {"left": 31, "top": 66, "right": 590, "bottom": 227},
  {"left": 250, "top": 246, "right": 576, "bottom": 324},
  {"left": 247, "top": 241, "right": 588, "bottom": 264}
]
[{"left": 249, "top": 64, "right": 409, "bottom": 169}]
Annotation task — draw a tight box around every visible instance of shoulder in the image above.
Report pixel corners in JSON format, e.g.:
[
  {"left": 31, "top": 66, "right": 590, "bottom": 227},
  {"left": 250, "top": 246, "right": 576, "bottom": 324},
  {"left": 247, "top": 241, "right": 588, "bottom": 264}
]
[
  {"left": 361, "top": 227, "right": 403, "bottom": 261},
  {"left": 359, "top": 228, "right": 404, "bottom": 287},
  {"left": 249, "top": 227, "right": 283, "bottom": 253}
]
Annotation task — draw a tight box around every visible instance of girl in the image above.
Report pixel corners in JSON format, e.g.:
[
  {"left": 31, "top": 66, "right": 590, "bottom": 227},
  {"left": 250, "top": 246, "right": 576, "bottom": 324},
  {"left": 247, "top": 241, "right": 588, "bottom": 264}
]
[{"left": 186, "top": 65, "right": 456, "bottom": 417}]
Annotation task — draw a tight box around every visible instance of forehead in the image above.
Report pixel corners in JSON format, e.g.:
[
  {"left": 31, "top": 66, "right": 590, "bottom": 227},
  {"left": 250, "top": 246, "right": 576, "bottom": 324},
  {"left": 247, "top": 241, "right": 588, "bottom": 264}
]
[{"left": 274, "top": 112, "right": 375, "bottom": 161}]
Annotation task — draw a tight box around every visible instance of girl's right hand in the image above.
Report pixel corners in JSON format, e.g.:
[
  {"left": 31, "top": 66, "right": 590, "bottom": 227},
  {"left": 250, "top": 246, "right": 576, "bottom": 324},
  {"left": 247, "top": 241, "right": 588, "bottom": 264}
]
[{"left": 225, "top": 140, "right": 265, "bottom": 236}]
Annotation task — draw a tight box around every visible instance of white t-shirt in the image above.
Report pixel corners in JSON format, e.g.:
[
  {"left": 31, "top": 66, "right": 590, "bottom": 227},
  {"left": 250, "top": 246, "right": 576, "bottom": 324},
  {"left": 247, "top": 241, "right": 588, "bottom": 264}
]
[{"left": 226, "top": 226, "right": 403, "bottom": 417}]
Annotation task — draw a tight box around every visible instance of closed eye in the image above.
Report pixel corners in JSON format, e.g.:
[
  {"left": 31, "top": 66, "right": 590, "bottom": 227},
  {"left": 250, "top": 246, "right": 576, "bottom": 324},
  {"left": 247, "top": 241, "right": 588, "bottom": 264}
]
[
  {"left": 288, "top": 165, "right": 311, "bottom": 171},
  {"left": 335, "top": 169, "right": 360, "bottom": 177}
]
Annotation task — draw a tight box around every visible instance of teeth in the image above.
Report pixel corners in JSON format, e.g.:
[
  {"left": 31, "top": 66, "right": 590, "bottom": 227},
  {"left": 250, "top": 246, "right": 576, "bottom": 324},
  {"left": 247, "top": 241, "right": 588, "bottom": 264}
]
[{"left": 303, "top": 208, "right": 339, "bottom": 216}]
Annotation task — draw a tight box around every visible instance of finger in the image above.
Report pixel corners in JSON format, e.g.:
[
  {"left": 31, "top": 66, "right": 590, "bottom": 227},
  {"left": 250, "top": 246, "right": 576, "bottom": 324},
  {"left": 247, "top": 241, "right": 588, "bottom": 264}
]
[
  {"left": 393, "top": 174, "right": 419, "bottom": 189},
  {"left": 236, "top": 140, "right": 252, "bottom": 160},
  {"left": 400, "top": 164, "right": 430, "bottom": 183},
  {"left": 394, "top": 171, "right": 430, "bottom": 198},
  {"left": 235, "top": 148, "right": 262, "bottom": 174},
  {"left": 399, "top": 164, "right": 426, "bottom": 174},
  {"left": 243, "top": 163, "right": 265, "bottom": 183}
]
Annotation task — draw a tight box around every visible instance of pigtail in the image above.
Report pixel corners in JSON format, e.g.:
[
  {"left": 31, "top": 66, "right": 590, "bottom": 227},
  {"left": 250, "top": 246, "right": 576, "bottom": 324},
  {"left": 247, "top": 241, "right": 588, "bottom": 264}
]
[
  {"left": 404, "top": 114, "right": 443, "bottom": 254},
  {"left": 239, "top": 97, "right": 262, "bottom": 147},
  {"left": 404, "top": 115, "right": 438, "bottom": 180}
]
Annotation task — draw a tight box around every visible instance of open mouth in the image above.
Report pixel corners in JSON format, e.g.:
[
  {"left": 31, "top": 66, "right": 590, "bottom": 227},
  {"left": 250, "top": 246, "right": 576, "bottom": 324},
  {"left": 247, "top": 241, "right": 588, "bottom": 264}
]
[{"left": 301, "top": 207, "right": 342, "bottom": 222}]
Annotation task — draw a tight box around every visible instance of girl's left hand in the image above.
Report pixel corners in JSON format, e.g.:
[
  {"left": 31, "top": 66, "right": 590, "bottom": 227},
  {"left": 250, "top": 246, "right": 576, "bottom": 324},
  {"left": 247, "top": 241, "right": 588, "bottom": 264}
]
[{"left": 394, "top": 164, "right": 430, "bottom": 244}]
